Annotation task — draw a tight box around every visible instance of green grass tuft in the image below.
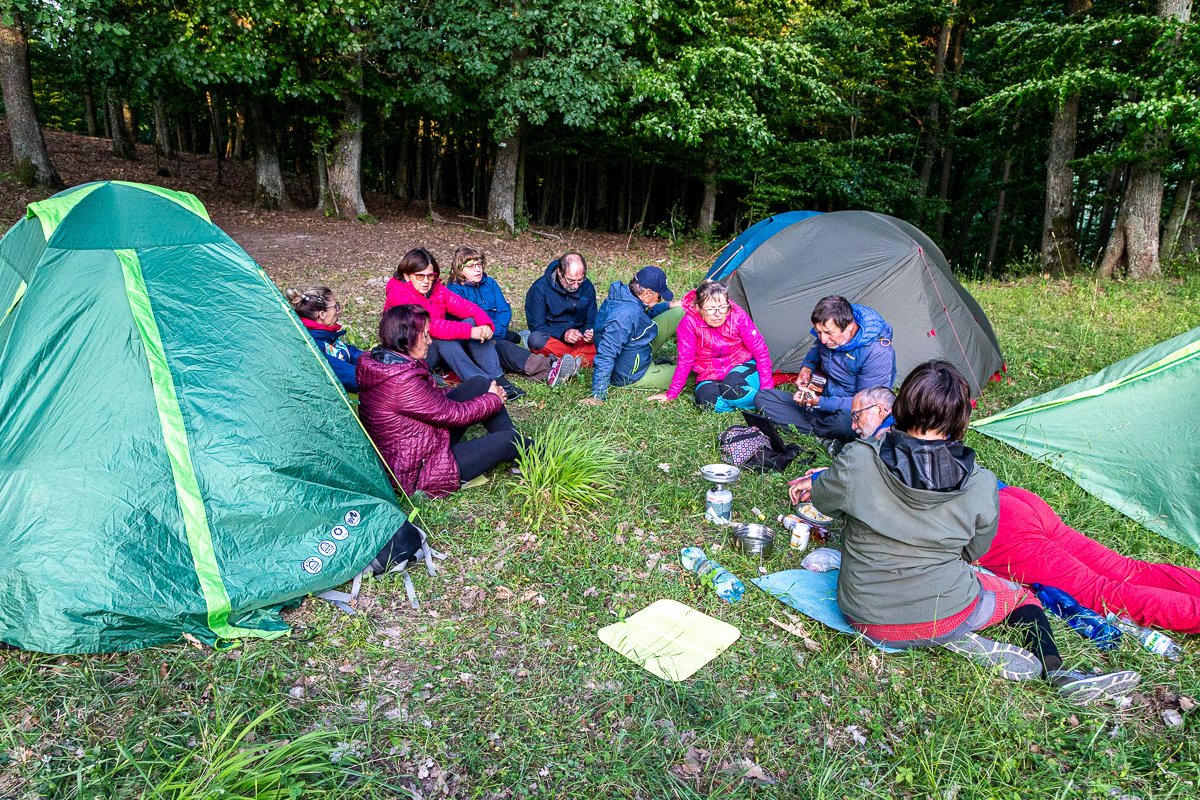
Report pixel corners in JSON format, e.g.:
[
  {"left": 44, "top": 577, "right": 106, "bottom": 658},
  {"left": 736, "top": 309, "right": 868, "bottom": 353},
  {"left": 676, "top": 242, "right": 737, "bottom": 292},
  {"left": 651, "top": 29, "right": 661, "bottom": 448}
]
[{"left": 512, "top": 419, "right": 623, "bottom": 528}]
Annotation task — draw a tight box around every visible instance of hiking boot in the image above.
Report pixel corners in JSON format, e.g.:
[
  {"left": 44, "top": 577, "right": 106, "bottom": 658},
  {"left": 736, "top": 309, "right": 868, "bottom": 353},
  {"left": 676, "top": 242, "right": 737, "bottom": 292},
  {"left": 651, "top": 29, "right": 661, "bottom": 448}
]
[
  {"left": 941, "top": 632, "right": 1041, "bottom": 681},
  {"left": 1047, "top": 669, "right": 1141, "bottom": 704},
  {"left": 548, "top": 355, "right": 580, "bottom": 387},
  {"left": 497, "top": 377, "right": 526, "bottom": 402},
  {"left": 565, "top": 354, "right": 585, "bottom": 380}
]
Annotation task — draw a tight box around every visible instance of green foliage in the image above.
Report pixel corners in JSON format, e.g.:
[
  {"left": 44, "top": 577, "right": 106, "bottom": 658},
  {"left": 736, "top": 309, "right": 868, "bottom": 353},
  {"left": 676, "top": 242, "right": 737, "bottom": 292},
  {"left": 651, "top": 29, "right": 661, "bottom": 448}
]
[
  {"left": 125, "top": 703, "right": 347, "bottom": 799},
  {"left": 511, "top": 419, "right": 623, "bottom": 528}
]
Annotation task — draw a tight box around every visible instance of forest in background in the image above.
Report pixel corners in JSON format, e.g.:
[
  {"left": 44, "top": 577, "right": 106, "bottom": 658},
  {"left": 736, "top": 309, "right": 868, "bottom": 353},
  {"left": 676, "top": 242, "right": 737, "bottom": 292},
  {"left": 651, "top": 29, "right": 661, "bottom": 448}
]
[{"left": 1, "top": 0, "right": 1198, "bottom": 277}]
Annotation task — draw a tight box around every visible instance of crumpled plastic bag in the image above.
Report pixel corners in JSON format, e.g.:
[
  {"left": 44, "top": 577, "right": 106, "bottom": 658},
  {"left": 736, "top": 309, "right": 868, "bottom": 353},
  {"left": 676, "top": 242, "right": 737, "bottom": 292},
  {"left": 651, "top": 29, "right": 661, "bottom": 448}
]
[{"left": 801, "top": 547, "right": 841, "bottom": 573}]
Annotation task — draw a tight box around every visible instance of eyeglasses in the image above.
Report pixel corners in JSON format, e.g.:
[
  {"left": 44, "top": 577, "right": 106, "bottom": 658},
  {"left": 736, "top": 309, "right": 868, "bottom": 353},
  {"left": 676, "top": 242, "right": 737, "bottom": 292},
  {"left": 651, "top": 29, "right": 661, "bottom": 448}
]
[
  {"left": 851, "top": 404, "right": 881, "bottom": 423},
  {"left": 333, "top": 301, "right": 342, "bottom": 313},
  {"left": 559, "top": 273, "right": 585, "bottom": 288},
  {"left": 411, "top": 270, "right": 438, "bottom": 281},
  {"left": 701, "top": 305, "right": 730, "bottom": 315},
  {"left": 460, "top": 258, "right": 483, "bottom": 269}
]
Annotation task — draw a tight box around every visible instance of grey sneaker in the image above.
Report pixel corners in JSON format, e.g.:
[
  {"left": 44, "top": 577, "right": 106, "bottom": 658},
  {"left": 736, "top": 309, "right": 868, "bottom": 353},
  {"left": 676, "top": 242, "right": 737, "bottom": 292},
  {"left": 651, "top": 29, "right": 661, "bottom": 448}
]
[
  {"left": 549, "top": 354, "right": 580, "bottom": 387},
  {"left": 1047, "top": 669, "right": 1141, "bottom": 704},
  {"left": 565, "top": 354, "right": 585, "bottom": 380},
  {"left": 941, "top": 632, "right": 1041, "bottom": 681}
]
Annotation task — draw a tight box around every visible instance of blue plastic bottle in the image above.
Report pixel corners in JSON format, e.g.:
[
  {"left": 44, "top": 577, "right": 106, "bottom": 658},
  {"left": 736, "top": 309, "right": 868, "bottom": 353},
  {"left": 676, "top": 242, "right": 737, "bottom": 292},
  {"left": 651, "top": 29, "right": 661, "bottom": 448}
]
[
  {"left": 1031, "top": 583, "right": 1122, "bottom": 650},
  {"left": 680, "top": 547, "right": 745, "bottom": 604}
]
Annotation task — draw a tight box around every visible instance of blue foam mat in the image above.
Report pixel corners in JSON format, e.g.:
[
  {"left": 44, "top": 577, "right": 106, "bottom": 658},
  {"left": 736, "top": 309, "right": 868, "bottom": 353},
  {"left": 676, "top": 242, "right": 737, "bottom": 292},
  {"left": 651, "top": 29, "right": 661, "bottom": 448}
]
[{"left": 751, "top": 568, "right": 902, "bottom": 653}]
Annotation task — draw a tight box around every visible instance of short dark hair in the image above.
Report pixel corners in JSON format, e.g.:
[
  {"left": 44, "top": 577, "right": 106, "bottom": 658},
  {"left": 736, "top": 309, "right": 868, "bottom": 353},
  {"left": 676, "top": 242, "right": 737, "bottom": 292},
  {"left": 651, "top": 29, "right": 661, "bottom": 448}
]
[
  {"left": 628, "top": 279, "right": 645, "bottom": 295},
  {"left": 893, "top": 360, "right": 971, "bottom": 440},
  {"left": 395, "top": 247, "right": 440, "bottom": 280},
  {"left": 811, "top": 295, "right": 854, "bottom": 329},
  {"left": 379, "top": 304, "right": 430, "bottom": 355},
  {"left": 694, "top": 279, "right": 728, "bottom": 308}
]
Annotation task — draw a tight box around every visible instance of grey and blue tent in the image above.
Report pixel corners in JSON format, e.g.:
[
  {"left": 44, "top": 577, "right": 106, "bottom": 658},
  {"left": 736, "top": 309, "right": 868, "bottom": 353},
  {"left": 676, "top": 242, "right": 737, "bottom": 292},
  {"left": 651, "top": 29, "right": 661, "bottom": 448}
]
[
  {"left": 0, "top": 181, "right": 405, "bottom": 653},
  {"left": 720, "top": 210, "right": 1003, "bottom": 396},
  {"left": 706, "top": 211, "right": 822, "bottom": 281}
]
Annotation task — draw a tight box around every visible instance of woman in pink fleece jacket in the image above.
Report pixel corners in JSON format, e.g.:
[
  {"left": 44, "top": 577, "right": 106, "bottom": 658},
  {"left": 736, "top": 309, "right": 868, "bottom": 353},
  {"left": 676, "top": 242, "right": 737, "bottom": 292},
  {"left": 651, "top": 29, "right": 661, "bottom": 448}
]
[
  {"left": 648, "top": 280, "right": 774, "bottom": 411},
  {"left": 383, "top": 247, "right": 521, "bottom": 397}
]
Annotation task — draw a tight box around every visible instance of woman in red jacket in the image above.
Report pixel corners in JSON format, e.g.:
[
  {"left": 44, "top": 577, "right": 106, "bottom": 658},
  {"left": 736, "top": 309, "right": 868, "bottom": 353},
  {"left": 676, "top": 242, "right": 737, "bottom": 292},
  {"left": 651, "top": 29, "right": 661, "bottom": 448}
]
[
  {"left": 383, "top": 247, "right": 523, "bottom": 399},
  {"left": 357, "top": 304, "right": 527, "bottom": 498}
]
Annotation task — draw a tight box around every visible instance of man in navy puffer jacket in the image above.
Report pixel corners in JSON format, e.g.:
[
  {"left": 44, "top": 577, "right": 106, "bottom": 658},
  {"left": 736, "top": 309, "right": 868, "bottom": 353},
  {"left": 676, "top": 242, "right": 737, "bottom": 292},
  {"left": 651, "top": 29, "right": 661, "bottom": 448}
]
[{"left": 755, "top": 295, "right": 896, "bottom": 442}]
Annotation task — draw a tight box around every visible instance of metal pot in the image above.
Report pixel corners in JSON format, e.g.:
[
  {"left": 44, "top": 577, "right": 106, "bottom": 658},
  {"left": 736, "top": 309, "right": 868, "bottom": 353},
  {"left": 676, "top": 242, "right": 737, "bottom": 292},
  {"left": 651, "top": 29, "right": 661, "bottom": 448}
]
[{"left": 731, "top": 523, "right": 776, "bottom": 558}]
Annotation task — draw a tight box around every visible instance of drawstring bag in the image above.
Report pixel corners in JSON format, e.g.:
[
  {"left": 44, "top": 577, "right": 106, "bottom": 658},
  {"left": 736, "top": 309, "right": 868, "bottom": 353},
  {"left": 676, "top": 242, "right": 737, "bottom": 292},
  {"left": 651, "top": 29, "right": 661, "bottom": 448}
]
[
  {"left": 717, "top": 425, "right": 804, "bottom": 473},
  {"left": 316, "top": 520, "right": 445, "bottom": 613}
]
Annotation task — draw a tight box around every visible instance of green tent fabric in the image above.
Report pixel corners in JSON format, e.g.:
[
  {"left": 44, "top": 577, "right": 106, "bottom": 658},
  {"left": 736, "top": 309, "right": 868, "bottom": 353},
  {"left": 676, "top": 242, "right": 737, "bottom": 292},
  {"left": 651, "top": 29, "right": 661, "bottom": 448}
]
[
  {"left": 0, "top": 181, "right": 407, "bottom": 653},
  {"left": 973, "top": 327, "right": 1200, "bottom": 554}
]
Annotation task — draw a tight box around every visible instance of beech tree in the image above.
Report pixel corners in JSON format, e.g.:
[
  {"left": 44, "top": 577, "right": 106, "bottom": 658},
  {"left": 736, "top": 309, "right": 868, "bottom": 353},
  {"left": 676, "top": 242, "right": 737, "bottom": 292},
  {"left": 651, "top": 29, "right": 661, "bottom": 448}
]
[{"left": 0, "top": 7, "right": 60, "bottom": 188}]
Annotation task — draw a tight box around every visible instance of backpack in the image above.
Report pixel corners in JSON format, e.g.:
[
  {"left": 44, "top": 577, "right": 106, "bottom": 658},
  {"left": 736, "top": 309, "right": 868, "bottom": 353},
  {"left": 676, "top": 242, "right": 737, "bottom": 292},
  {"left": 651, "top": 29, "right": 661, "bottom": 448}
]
[
  {"left": 316, "top": 520, "right": 445, "bottom": 613},
  {"left": 717, "top": 425, "right": 804, "bottom": 473}
]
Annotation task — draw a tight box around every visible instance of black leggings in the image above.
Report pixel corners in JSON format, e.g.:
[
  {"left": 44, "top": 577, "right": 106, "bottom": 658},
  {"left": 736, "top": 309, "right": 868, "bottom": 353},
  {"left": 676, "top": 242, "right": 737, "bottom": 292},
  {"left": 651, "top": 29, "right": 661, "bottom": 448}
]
[
  {"left": 1005, "top": 604, "right": 1062, "bottom": 674},
  {"left": 446, "top": 377, "right": 525, "bottom": 483}
]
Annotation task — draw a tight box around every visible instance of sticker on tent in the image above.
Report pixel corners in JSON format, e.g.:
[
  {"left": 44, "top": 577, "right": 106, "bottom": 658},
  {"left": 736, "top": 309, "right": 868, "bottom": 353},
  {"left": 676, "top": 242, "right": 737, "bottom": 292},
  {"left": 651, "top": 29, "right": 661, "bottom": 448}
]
[
  {"left": 303, "top": 557, "right": 323, "bottom": 574},
  {"left": 330, "top": 525, "right": 349, "bottom": 540},
  {"left": 317, "top": 541, "right": 337, "bottom": 557},
  {"left": 345, "top": 510, "right": 361, "bottom": 526}
]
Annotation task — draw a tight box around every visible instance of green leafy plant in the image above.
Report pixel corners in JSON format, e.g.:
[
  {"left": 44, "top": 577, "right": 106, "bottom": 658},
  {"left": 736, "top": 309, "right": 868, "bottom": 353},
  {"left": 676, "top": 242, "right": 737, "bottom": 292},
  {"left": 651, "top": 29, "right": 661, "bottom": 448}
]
[
  {"left": 129, "top": 703, "right": 347, "bottom": 800},
  {"left": 512, "top": 420, "right": 623, "bottom": 527}
]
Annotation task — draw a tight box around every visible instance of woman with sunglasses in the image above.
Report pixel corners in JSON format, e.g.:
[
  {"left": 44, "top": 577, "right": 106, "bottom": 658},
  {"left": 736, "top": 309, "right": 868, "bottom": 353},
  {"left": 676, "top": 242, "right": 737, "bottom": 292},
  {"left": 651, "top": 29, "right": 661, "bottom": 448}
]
[
  {"left": 383, "top": 247, "right": 523, "bottom": 399},
  {"left": 288, "top": 285, "right": 363, "bottom": 392},
  {"left": 445, "top": 246, "right": 579, "bottom": 387},
  {"left": 647, "top": 279, "right": 774, "bottom": 411}
]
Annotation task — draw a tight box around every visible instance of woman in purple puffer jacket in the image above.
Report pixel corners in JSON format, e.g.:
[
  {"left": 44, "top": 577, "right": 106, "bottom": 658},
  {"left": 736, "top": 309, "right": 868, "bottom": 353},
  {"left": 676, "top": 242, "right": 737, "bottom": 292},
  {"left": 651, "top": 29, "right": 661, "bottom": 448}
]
[
  {"left": 357, "top": 304, "right": 527, "bottom": 498},
  {"left": 648, "top": 280, "right": 774, "bottom": 411}
]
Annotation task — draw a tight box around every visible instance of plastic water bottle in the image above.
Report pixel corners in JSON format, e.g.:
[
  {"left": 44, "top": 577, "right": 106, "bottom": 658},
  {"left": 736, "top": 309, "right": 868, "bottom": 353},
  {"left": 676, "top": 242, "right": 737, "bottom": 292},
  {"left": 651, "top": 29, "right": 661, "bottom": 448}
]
[
  {"left": 680, "top": 547, "right": 745, "bottom": 604},
  {"left": 1031, "top": 583, "right": 1122, "bottom": 650},
  {"left": 1106, "top": 614, "right": 1184, "bottom": 660}
]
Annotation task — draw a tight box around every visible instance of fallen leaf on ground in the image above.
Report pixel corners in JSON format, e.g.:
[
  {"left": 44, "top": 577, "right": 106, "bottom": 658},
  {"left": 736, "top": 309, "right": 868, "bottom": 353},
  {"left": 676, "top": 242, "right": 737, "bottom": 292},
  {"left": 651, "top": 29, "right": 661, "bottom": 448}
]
[{"left": 493, "top": 586, "right": 514, "bottom": 600}]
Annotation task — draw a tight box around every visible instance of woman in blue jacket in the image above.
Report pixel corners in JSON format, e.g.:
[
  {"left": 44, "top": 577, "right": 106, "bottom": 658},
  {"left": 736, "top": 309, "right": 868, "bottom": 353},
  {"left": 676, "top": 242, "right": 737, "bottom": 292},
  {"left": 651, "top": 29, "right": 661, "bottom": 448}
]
[
  {"left": 287, "top": 285, "right": 363, "bottom": 392},
  {"left": 446, "top": 246, "right": 579, "bottom": 387}
]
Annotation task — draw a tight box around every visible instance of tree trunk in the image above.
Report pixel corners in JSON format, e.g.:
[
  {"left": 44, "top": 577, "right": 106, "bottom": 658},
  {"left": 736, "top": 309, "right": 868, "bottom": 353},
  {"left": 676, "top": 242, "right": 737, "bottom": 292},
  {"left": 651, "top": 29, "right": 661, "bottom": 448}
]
[
  {"left": 106, "top": 89, "right": 136, "bottom": 160},
  {"left": 233, "top": 103, "right": 247, "bottom": 160},
  {"left": 698, "top": 157, "right": 718, "bottom": 234},
  {"left": 429, "top": 119, "right": 442, "bottom": 213},
  {"left": 487, "top": 124, "right": 521, "bottom": 233},
  {"left": 82, "top": 69, "right": 99, "bottom": 137},
  {"left": 394, "top": 120, "right": 412, "bottom": 201},
  {"left": 326, "top": 89, "right": 367, "bottom": 219},
  {"left": 1041, "top": 94, "right": 1081, "bottom": 274},
  {"left": 918, "top": 6, "right": 956, "bottom": 200},
  {"left": 251, "top": 103, "right": 292, "bottom": 210},
  {"left": 987, "top": 156, "right": 1013, "bottom": 272},
  {"left": 1162, "top": 178, "right": 1194, "bottom": 260},
  {"left": 154, "top": 97, "right": 175, "bottom": 160},
  {"left": 0, "top": 14, "right": 62, "bottom": 188},
  {"left": 595, "top": 162, "right": 609, "bottom": 230},
  {"left": 1099, "top": 0, "right": 1191, "bottom": 278},
  {"left": 315, "top": 150, "right": 332, "bottom": 214},
  {"left": 454, "top": 136, "right": 465, "bottom": 209},
  {"left": 637, "top": 164, "right": 655, "bottom": 232}
]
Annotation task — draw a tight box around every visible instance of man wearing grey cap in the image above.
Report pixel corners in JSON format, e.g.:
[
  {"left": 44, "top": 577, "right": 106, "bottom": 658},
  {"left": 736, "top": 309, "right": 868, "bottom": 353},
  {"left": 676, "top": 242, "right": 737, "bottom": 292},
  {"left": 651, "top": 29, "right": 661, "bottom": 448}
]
[{"left": 582, "top": 266, "right": 685, "bottom": 405}]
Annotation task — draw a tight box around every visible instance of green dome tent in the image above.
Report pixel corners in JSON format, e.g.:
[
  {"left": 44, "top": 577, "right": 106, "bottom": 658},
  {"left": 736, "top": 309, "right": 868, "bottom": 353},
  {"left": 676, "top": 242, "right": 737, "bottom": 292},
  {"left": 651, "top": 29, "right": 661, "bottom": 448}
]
[
  {"left": 973, "top": 327, "right": 1200, "bottom": 555},
  {"left": 0, "top": 181, "right": 406, "bottom": 653},
  {"left": 724, "top": 210, "right": 1003, "bottom": 397}
]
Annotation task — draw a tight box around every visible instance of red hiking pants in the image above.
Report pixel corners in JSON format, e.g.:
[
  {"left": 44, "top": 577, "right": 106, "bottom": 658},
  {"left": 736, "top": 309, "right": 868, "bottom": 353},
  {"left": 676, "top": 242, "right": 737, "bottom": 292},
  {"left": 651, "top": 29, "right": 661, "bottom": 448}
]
[{"left": 978, "top": 486, "right": 1200, "bottom": 634}]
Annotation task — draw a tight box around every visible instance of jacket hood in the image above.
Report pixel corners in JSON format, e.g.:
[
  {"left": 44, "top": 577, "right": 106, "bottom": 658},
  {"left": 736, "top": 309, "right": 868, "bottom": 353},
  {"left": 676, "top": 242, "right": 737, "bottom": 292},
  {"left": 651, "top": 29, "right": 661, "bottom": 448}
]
[
  {"left": 605, "top": 280, "right": 643, "bottom": 309},
  {"left": 877, "top": 430, "right": 977, "bottom": 493},
  {"left": 356, "top": 349, "right": 427, "bottom": 392},
  {"left": 813, "top": 304, "right": 893, "bottom": 351}
]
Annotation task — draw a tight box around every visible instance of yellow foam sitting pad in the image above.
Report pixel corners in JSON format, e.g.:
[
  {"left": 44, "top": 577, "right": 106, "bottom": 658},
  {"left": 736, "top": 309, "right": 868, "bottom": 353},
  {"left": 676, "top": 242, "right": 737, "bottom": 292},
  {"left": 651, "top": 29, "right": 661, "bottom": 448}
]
[{"left": 597, "top": 599, "right": 741, "bottom": 682}]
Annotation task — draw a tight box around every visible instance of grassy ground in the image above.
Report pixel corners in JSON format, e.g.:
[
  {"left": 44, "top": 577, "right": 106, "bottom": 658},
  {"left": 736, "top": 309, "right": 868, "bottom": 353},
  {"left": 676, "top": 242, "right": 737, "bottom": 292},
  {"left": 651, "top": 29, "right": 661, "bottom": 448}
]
[{"left": 4, "top": 261, "right": 1200, "bottom": 799}]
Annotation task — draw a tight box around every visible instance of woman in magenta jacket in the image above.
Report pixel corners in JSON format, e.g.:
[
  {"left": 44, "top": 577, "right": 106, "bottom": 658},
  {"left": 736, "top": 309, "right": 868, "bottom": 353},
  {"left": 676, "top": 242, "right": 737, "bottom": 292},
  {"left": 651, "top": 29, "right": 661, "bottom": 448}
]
[
  {"left": 648, "top": 280, "right": 774, "bottom": 411},
  {"left": 357, "top": 304, "right": 526, "bottom": 498},
  {"left": 383, "top": 247, "right": 522, "bottom": 398}
]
